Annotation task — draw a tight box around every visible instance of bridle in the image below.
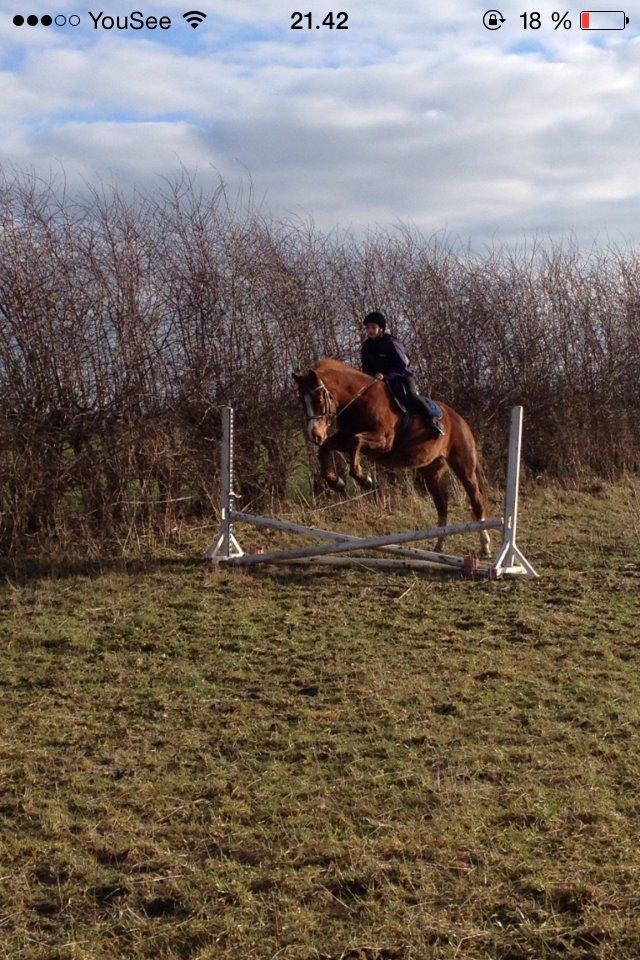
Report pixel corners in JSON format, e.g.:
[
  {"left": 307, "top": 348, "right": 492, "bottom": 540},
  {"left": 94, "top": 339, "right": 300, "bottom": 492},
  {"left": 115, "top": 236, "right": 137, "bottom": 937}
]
[
  {"left": 304, "top": 377, "right": 376, "bottom": 429},
  {"left": 305, "top": 380, "right": 337, "bottom": 426}
]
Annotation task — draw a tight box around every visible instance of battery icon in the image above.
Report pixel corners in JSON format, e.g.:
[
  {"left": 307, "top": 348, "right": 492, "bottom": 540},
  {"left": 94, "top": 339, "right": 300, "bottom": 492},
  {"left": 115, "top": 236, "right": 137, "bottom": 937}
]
[{"left": 580, "top": 10, "right": 629, "bottom": 29}]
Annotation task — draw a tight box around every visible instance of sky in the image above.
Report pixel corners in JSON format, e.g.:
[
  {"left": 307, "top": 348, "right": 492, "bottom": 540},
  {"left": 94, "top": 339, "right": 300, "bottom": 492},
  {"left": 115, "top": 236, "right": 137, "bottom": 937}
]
[{"left": 1, "top": 0, "right": 640, "bottom": 242}]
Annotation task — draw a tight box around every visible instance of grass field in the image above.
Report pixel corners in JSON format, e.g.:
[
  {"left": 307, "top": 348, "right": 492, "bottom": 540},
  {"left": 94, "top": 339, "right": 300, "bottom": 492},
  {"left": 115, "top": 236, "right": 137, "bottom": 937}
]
[{"left": 1, "top": 481, "right": 639, "bottom": 960}]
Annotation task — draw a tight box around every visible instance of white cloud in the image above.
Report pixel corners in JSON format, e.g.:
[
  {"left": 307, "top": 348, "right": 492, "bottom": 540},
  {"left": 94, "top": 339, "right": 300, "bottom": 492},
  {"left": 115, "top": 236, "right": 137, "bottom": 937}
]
[
  {"left": 33, "top": 120, "right": 214, "bottom": 180},
  {"left": 1, "top": 0, "right": 640, "bottom": 240}
]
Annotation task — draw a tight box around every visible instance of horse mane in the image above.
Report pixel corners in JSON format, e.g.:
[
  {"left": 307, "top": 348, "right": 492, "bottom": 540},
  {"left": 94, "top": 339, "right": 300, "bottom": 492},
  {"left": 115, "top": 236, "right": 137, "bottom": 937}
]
[{"left": 313, "top": 357, "right": 372, "bottom": 384}]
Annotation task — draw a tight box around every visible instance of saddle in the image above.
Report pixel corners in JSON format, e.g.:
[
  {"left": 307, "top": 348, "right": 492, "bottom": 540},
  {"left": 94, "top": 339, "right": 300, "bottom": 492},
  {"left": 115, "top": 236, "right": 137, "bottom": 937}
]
[{"left": 386, "top": 382, "right": 443, "bottom": 433}]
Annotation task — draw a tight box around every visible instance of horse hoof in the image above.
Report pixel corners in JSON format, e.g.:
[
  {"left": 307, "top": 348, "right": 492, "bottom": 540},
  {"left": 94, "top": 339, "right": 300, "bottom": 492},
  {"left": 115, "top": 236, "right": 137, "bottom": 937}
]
[{"left": 354, "top": 474, "right": 374, "bottom": 490}]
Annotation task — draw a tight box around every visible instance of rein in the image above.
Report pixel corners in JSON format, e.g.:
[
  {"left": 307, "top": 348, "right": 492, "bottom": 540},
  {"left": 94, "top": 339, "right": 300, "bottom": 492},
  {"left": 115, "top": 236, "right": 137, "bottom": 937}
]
[{"left": 307, "top": 378, "right": 376, "bottom": 427}]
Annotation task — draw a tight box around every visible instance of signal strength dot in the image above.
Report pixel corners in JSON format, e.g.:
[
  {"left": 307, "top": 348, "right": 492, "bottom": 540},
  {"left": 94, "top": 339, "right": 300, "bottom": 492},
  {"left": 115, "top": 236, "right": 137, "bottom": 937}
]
[{"left": 183, "top": 9, "right": 206, "bottom": 29}]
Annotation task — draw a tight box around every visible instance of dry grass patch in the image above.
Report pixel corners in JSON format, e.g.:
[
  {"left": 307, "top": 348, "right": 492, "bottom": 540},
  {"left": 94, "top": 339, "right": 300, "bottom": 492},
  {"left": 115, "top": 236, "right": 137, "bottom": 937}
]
[{"left": 0, "top": 482, "right": 639, "bottom": 958}]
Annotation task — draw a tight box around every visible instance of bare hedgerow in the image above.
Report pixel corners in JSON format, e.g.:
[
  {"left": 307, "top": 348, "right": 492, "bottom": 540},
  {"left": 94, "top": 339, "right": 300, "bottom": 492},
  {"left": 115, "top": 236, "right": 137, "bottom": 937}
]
[{"left": 0, "top": 169, "right": 639, "bottom": 553}]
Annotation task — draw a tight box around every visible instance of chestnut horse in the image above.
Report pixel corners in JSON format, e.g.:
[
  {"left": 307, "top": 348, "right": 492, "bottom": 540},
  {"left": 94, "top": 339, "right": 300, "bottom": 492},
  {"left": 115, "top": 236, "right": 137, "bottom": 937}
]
[{"left": 293, "top": 358, "right": 491, "bottom": 557}]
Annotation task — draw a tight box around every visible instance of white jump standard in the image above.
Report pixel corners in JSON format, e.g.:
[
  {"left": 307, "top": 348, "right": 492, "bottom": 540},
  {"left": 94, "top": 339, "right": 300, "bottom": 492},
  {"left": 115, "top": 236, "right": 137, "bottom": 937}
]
[{"left": 205, "top": 406, "right": 538, "bottom": 579}]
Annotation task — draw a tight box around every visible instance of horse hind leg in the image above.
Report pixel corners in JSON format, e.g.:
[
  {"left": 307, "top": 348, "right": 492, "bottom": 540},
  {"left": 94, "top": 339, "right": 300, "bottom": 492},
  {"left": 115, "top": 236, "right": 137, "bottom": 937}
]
[
  {"left": 450, "top": 452, "right": 491, "bottom": 558},
  {"left": 416, "top": 458, "right": 450, "bottom": 552}
]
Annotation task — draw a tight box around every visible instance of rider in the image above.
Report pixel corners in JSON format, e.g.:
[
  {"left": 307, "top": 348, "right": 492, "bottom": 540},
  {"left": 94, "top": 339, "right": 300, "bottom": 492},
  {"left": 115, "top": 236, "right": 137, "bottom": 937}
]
[{"left": 360, "top": 311, "right": 444, "bottom": 437}]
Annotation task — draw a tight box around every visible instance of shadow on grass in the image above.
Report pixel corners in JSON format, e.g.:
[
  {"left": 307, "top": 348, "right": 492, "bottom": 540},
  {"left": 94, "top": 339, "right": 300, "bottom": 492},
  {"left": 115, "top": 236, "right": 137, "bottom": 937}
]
[
  {"left": 217, "top": 562, "right": 462, "bottom": 588},
  {"left": 0, "top": 554, "right": 203, "bottom": 585},
  {"left": 0, "top": 550, "right": 486, "bottom": 588}
]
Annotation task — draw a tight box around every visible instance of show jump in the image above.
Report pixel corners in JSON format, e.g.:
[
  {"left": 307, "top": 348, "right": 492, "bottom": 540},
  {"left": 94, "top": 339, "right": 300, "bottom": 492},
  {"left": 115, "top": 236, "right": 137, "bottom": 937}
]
[{"left": 205, "top": 405, "right": 538, "bottom": 580}]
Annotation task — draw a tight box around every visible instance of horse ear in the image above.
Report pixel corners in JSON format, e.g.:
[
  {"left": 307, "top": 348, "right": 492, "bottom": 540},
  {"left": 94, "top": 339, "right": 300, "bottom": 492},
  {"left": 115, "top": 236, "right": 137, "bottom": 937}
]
[
  {"left": 308, "top": 368, "right": 320, "bottom": 384},
  {"left": 292, "top": 370, "right": 304, "bottom": 381}
]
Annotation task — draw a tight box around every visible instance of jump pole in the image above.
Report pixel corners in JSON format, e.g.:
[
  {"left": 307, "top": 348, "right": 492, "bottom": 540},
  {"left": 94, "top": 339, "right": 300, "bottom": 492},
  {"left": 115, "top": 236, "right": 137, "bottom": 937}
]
[{"left": 204, "top": 406, "right": 538, "bottom": 579}]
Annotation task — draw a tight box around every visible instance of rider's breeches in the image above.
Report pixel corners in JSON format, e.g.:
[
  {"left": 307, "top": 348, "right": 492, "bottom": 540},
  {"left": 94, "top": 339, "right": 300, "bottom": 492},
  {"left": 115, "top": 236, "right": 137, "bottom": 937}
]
[{"left": 403, "top": 376, "right": 433, "bottom": 417}]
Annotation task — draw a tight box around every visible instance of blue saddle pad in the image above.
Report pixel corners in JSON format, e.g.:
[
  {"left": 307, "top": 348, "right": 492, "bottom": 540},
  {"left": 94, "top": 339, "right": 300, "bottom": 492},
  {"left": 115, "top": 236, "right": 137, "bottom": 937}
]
[{"left": 423, "top": 396, "right": 443, "bottom": 420}]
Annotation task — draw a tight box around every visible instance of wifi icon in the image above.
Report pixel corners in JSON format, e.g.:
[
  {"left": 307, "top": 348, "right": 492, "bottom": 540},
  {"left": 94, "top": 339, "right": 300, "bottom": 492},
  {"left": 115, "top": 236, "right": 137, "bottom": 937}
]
[{"left": 183, "top": 9, "right": 206, "bottom": 28}]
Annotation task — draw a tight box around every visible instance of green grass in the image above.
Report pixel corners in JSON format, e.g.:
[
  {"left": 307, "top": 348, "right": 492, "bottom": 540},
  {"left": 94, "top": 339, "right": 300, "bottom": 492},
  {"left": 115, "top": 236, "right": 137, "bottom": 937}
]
[{"left": 1, "top": 481, "right": 639, "bottom": 959}]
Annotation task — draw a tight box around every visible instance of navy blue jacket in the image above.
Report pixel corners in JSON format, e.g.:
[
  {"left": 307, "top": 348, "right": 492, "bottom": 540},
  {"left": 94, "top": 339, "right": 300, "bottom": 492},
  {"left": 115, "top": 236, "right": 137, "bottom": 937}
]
[{"left": 361, "top": 332, "right": 414, "bottom": 381}]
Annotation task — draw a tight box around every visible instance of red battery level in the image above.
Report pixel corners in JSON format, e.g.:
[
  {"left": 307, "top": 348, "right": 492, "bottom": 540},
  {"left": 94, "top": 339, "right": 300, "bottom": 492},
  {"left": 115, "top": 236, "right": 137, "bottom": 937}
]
[{"left": 580, "top": 10, "right": 629, "bottom": 29}]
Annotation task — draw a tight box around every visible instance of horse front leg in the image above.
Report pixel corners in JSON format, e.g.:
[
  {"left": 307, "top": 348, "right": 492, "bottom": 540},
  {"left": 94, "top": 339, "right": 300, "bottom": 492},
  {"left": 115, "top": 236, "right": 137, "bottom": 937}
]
[
  {"left": 318, "top": 433, "right": 348, "bottom": 492},
  {"left": 346, "top": 432, "right": 394, "bottom": 490}
]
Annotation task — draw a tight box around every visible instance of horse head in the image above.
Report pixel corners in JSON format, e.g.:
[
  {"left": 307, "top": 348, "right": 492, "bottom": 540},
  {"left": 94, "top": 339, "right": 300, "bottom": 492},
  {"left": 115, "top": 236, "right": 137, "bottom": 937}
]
[{"left": 292, "top": 368, "right": 336, "bottom": 445}]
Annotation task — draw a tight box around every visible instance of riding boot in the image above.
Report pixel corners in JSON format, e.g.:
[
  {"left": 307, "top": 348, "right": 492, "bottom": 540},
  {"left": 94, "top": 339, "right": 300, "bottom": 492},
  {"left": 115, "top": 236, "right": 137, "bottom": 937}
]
[
  {"left": 404, "top": 377, "right": 445, "bottom": 438},
  {"left": 418, "top": 401, "right": 445, "bottom": 438}
]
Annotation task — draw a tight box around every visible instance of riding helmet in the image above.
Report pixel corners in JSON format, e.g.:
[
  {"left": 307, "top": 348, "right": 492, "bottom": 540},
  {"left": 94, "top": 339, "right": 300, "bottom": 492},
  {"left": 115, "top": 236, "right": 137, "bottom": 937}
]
[{"left": 363, "top": 311, "right": 387, "bottom": 331}]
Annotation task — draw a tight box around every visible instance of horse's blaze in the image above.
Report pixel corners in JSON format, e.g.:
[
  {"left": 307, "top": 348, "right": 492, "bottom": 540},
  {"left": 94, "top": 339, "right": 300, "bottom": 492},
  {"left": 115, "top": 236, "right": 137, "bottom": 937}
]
[{"left": 304, "top": 394, "right": 327, "bottom": 444}]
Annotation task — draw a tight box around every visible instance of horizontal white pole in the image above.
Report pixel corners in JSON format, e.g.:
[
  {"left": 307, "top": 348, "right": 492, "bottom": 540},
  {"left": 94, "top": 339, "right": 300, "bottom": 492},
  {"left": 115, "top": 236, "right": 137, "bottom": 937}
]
[
  {"left": 262, "top": 555, "right": 492, "bottom": 574},
  {"left": 229, "top": 510, "right": 498, "bottom": 569},
  {"left": 222, "top": 515, "right": 503, "bottom": 566}
]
